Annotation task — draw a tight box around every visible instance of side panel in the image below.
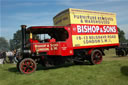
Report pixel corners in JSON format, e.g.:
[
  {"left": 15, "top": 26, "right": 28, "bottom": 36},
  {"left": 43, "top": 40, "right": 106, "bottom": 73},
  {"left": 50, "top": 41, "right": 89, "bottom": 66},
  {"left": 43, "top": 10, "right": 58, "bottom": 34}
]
[
  {"left": 48, "top": 42, "right": 73, "bottom": 56},
  {"left": 69, "top": 8, "right": 117, "bottom": 25},
  {"left": 72, "top": 34, "right": 119, "bottom": 47},
  {"left": 30, "top": 43, "right": 50, "bottom": 53},
  {"left": 71, "top": 24, "right": 119, "bottom": 48}
]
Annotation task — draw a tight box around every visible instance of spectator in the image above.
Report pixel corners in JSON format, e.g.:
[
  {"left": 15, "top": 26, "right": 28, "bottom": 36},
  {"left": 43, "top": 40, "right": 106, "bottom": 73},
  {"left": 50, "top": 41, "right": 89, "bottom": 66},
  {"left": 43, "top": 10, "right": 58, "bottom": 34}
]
[
  {"left": 13, "top": 50, "right": 17, "bottom": 64},
  {"left": 7, "top": 51, "right": 14, "bottom": 63},
  {"left": 3, "top": 51, "right": 7, "bottom": 64},
  {"left": 0, "top": 52, "right": 4, "bottom": 64}
]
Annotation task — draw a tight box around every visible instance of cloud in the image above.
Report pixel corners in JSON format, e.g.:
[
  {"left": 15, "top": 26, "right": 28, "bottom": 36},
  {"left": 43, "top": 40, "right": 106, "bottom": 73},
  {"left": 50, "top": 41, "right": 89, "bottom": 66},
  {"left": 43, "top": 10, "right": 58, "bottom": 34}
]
[
  {"left": 1, "top": 12, "right": 57, "bottom": 27},
  {"left": 1, "top": 1, "right": 48, "bottom": 8},
  {"left": 57, "top": 0, "right": 127, "bottom": 8},
  {"left": 106, "top": 0, "right": 123, "bottom": 2},
  {"left": 5, "top": 12, "right": 55, "bottom": 20},
  {"left": 57, "top": 0, "right": 106, "bottom": 7}
]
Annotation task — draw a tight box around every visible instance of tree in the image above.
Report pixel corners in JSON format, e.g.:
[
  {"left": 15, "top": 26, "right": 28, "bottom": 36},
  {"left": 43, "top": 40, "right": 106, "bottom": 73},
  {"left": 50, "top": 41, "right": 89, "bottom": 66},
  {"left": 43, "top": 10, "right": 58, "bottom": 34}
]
[
  {"left": 118, "top": 27, "right": 128, "bottom": 43},
  {"left": 10, "top": 30, "right": 22, "bottom": 50},
  {"left": 10, "top": 29, "right": 31, "bottom": 50},
  {"left": 0, "top": 37, "right": 9, "bottom": 51}
]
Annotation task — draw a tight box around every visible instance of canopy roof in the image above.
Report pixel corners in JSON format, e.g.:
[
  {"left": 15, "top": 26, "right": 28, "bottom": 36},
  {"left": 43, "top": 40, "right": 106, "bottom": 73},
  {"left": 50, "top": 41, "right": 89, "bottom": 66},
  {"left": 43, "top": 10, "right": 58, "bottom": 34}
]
[{"left": 26, "top": 26, "right": 65, "bottom": 34}]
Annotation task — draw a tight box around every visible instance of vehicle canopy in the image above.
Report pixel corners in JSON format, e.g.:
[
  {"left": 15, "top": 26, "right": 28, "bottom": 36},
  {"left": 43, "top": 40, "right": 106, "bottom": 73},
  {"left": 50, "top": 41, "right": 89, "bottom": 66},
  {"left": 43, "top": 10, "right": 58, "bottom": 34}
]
[{"left": 26, "top": 26, "right": 69, "bottom": 41}]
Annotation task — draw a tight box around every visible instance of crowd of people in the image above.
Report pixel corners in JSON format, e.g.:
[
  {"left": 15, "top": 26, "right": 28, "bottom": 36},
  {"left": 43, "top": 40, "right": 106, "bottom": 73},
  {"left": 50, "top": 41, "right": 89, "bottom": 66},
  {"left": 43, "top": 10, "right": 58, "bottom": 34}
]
[{"left": 0, "top": 50, "right": 20, "bottom": 64}]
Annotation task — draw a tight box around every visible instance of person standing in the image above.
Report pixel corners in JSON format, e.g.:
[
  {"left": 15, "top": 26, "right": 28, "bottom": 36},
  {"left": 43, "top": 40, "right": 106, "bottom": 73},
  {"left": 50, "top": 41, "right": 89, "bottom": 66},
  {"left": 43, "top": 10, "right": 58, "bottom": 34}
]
[
  {"left": 0, "top": 52, "right": 4, "bottom": 64},
  {"left": 8, "top": 51, "right": 14, "bottom": 63},
  {"left": 3, "top": 51, "right": 7, "bottom": 64},
  {"left": 13, "top": 50, "right": 17, "bottom": 64}
]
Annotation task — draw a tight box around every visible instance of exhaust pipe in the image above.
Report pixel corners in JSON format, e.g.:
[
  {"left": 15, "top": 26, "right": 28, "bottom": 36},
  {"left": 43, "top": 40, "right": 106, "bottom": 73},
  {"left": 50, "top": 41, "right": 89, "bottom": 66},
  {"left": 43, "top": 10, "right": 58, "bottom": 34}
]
[{"left": 21, "top": 25, "right": 27, "bottom": 52}]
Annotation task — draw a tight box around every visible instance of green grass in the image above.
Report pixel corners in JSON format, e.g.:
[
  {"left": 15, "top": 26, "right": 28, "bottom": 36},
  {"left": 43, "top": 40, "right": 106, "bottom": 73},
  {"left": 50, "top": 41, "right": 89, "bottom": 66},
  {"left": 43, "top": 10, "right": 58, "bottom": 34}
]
[{"left": 0, "top": 49, "right": 128, "bottom": 85}]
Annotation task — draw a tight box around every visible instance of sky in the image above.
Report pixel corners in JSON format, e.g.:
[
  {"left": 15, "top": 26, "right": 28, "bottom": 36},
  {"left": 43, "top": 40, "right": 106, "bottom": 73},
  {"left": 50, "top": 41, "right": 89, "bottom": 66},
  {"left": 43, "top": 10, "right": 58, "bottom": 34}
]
[{"left": 1, "top": 0, "right": 128, "bottom": 41}]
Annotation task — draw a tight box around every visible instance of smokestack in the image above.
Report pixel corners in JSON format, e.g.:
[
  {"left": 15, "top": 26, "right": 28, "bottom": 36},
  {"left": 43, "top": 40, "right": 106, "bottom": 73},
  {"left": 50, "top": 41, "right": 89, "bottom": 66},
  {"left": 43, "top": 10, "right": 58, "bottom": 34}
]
[{"left": 21, "top": 25, "right": 27, "bottom": 52}]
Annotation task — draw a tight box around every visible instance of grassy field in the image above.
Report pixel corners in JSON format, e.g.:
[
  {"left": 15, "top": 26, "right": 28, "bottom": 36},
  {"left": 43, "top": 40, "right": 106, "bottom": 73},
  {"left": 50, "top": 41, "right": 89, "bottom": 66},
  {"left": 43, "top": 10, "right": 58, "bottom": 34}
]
[{"left": 0, "top": 49, "right": 128, "bottom": 85}]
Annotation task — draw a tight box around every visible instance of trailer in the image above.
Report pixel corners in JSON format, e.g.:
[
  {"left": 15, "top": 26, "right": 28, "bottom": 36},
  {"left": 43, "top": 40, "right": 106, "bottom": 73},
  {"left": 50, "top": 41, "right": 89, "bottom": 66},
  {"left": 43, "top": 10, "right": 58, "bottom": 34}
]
[
  {"left": 116, "top": 43, "right": 128, "bottom": 56},
  {"left": 17, "top": 8, "right": 119, "bottom": 74}
]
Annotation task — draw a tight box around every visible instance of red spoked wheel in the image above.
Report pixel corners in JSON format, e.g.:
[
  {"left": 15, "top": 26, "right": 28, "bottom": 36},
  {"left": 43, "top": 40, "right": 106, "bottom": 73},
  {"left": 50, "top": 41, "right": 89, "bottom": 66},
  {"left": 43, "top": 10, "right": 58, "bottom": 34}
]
[
  {"left": 18, "top": 58, "right": 37, "bottom": 74},
  {"left": 89, "top": 49, "right": 103, "bottom": 65}
]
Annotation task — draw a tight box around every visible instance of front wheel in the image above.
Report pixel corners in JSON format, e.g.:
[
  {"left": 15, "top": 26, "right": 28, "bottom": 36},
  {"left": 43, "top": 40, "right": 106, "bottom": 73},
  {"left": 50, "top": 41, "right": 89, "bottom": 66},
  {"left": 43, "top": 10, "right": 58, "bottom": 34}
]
[
  {"left": 89, "top": 49, "right": 103, "bottom": 65},
  {"left": 17, "top": 58, "right": 37, "bottom": 74}
]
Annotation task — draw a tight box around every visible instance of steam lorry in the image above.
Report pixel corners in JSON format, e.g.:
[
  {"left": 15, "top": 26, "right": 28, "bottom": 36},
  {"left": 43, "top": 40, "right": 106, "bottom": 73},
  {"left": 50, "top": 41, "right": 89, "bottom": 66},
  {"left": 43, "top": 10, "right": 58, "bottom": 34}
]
[{"left": 17, "top": 8, "right": 119, "bottom": 74}]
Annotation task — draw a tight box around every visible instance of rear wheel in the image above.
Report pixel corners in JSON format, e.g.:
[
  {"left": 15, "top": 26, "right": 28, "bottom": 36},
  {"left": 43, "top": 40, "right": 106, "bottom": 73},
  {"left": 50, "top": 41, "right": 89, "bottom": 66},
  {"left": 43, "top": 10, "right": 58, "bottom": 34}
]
[
  {"left": 89, "top": 49, "right": 103, "bottom": 65},
  {"left": 18, "top": 58, "right": 37, "bottom": 74}
]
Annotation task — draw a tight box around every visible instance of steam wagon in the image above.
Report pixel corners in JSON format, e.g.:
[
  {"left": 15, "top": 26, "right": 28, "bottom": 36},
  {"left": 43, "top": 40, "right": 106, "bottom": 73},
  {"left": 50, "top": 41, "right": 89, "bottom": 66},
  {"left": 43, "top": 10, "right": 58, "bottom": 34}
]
[{"left": 17, "top": 8, "right": 119, "bottom": 74}]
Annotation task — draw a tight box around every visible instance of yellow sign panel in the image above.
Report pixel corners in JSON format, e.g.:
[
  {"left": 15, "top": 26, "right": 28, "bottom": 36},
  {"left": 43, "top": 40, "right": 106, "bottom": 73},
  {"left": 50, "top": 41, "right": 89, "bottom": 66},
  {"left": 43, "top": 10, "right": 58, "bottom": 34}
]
[
  {"left": 53, "top": 8, "right": 117, "bottom": 26},
  {"left": 72, "top": 34, "right": 119, "bottom": 47}
]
